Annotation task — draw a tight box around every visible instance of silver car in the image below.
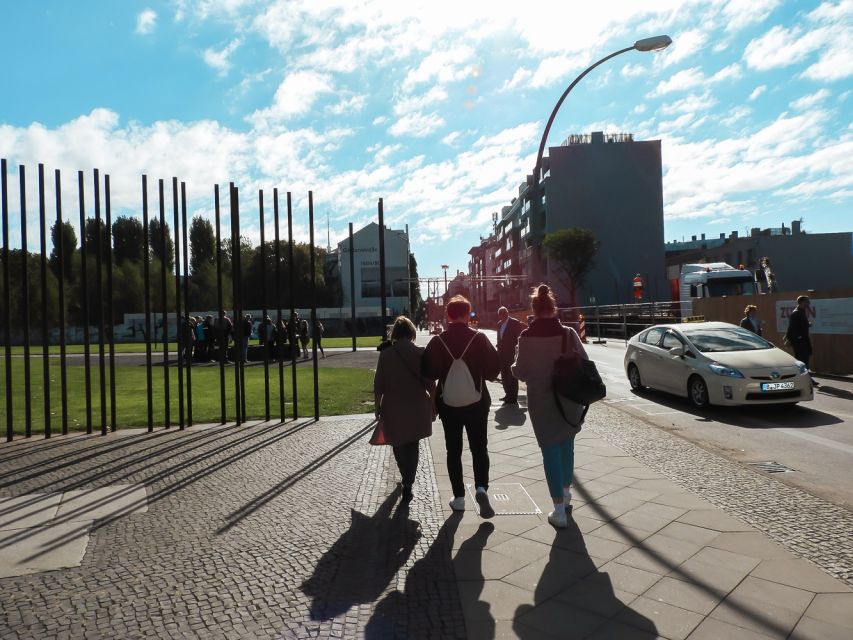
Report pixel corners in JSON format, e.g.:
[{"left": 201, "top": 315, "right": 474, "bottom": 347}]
[{"left": 624, "top": 321, "right": 814, "bottom": 408}]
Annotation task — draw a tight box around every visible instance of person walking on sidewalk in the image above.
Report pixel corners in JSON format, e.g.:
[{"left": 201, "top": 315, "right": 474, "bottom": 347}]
[
  {"left": 785, "top": 295, "right": 819, "bottom": 387},
  {"left": 424, "top": 295, "right": 500, "bottom": 517},
  {"left": 512, "top": 284, "right": 589, "bottom": 529},
  {"left": 313, "top": 318, "right": 326, "bottom": 358},
  {"left": 496, "top": 306, "right": 525, "bottom": 405},
  {"left": 740, "top": 304, "right": 762, "bottom": 336},
  {"left": 374, "top": 316, "right": 436, "bottom": 502}
]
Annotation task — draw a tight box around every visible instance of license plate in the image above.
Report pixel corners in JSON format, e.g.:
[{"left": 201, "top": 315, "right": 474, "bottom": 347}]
[{"left": 761, "top": 382, "right": 795, "bottom": 391}]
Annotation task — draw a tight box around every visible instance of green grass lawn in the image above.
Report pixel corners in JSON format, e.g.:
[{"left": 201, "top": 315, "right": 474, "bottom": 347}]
[
  {"left": 0, "top": 359, "right": 374, "bottom": 435},
  {"left": 6, "top": 335, "right": 381, "bottom": 354}
]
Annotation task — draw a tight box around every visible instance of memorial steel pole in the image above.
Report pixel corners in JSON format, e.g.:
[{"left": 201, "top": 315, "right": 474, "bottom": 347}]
[
  {"left": 287, "top": 192, "right": 297, "bottom": 420},
  {"left": 259, "top": 189, "right": 270, "bottom": 422},
  {"left": 78, "top": 170, "right": 92, "bottom": 433},
  {"left": 93, "top": 170, "right": 107, "bottom": 435},
  {"left": 158, "top": 179, "right": 170, "bottom": 429},
  {"left": 20, "top": 166, "right": 32, "bottom": 437},
  {"left": 377, "top": 198, "right": 387, "bottom": 336},
  {"left": 142, "top": 176, "right": 153, "bottom": 431},
  {"left": 349, "top": 223, "right": 356, "bottom": 352},
  {"left": 181, "top": 182, "right": 192, "bottom": 426},
  {"left": 38, "top": 165, "right": 50, "bottom": 438},
  {"left": 308, "top": 191, "right": 319, "bottom": 421},
  {"left": 55, "top": 169, "right": 69, "bottom": 435},
  {"left": 1, "top": 160, "right": 11, "bottom": 441},
  {"left": 274, "top": 188, "right": 285, "bottom": 422},
  {"left": 214, "top": 185, "right": 226, "bottom": 424},
  {"left": 172, "top": 177, "right": 184, "bottom": 430},
  {"left": 105, "top": 175, "right": 117, "bottom": 431}
]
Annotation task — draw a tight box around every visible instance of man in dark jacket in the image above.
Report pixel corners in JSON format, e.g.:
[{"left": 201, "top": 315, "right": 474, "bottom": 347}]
[
  {"left": 424, "top": 295, "right": 500, "bottom": 517},
  {"left": 785, "top": 296, "right": 819, "bottom": 386},
  {"left": 496, "top": 306, "right": 525, "bottom": 404}
]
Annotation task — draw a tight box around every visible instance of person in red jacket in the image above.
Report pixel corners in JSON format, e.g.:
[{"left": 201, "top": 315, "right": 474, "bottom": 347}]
[{"left": 423, "top": 295, "right": 500, "bottom": 517}]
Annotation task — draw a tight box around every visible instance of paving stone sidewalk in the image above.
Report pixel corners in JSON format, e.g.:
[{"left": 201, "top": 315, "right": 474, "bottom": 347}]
[
  {"left": 429, "top": 381, "right": 853, "bottom": 639},
  {"left": 0, "top": 416, "right": 461, "bottom": 639}
]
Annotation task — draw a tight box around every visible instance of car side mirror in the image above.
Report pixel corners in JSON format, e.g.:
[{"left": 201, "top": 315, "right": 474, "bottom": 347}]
[{"left": 670, "top": 345, "right": 686, "bottom": 358}]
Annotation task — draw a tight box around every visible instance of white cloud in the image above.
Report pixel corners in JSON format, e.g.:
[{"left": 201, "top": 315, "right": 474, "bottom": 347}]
[
  {"left": 501, "top": 68, "right": 533, "bottom": 91},
  {"left": 442, "top": 131, "right": 461, "bottom": 146},
  {"left": 135, "top": 9, "right": 157, "bottom": 35},
  {"left": 620, "top": 63, "right": 646, "bottom": 78},
  {"left": 528, "top": 54, "right": 585, "bottom": 89},
  {"left": 328, "top": 94, "right": 368, "bottom": 115},
  {"left": 660, "top": 29, "right": 708, "bottom": 67},
  {"left": 802, "top": 38, "right": 853, "bottom": 81},
  {"left": 402, "top": 46, "right": 478, "bottom": 91},
  {"left": 660, "top": 92, "right": 717, "bottom": 115},
  {"left": 393, "top": 87, "right": 448, "bottom": 116},
  {"left": 388, "top": 112, "right": 445, "bottom": 138},
  {"left": 748, "top": 85, "right": 766, "bottom": 101},
  {"left": 743, "top": 25, "right": 828, "bottom": 71},
  {"left": 248, "top": 71, "right": 334, "bottom": 125},
  {"left": 203, "top": 39, "right": 241, "bottom": 76},
  {"left": 790, "top": 89, "right": 831, "bottom": 110},
  {"left": 650, "top": 64, "right": 741, "bottom": 96},
  {"left": 722, "top": 0, "right": 781, "bottom": 31}
]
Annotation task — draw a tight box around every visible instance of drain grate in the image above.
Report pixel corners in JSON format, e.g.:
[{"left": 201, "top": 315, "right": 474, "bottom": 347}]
[{"left": 748, "top": 461, "right": 796, "bottom": 474}]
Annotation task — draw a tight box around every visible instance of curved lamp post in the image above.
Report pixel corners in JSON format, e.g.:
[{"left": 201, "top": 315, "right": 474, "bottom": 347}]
[{"left": 532, "top": 35, "right": 672, "bottom": 183}]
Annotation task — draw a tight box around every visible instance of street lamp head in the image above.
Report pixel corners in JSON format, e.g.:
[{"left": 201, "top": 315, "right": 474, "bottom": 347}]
[{"left": 633, "top": 35, "right": 672, "bottom": 52}]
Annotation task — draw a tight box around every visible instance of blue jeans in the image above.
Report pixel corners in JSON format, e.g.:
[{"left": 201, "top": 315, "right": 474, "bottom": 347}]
[
  {"left": 541, "top": 437, "right": 575, "bottom": 499},
  {"left": 241, "top": 337, "right": 249, "bottom": 362}
]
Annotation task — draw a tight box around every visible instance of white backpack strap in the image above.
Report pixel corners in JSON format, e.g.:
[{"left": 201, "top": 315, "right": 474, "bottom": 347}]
[
  {"left": 438, "top": 335, "right": 456, "bottom": 359},
  {"left": 459, "top": 331, "right": 479, "bottom": 358}
]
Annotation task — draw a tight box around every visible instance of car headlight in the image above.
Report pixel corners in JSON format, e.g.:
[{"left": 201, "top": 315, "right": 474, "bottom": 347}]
[
  {"left": 708, "top": 362, "right": 744, "bottom": 378},
  {"left": 794, "top": 360, "right": 808, "bottom": 375}
]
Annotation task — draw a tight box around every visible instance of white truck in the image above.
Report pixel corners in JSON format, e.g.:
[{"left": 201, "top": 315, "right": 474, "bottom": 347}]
[{"left": 679, "top": 263, "right": 758, "bottom": 315}]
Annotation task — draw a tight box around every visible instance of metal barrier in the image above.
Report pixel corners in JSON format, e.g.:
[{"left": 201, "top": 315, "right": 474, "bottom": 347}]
[
  {"left": 0, "top": 158, "right": 392, "bottom": 440},
  {"left": 558, "top": 301, "right": 692, "bottom": 343}
]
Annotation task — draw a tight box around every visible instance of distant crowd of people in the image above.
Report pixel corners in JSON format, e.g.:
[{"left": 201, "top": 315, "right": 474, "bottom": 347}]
[{"left": 177, "top": 311, "right": 324, "bottom": 364}]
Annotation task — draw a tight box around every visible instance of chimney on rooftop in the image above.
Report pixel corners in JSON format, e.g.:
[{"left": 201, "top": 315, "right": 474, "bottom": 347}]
[
  {"left": 691, "top": 235, "right": 697, "bottom": 241},
  {"left": 792, "top": 220, "right": 801, "bottom": 235},
  {"left": 701, "top": 233, "right": 705, "bottom": 240},
  {"left": 731, "top": 231, "right": 738, "bottom": 239},
  {"left": 720, "top": 233, "right": 725, "bottom": 239}
]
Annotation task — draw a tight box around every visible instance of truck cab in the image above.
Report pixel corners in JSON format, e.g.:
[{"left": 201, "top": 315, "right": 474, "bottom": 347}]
[{"left": 680, "top": 263, "right": 757, "bottom": 314}]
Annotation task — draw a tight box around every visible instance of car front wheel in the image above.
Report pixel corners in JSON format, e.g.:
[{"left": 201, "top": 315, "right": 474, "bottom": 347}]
[
  {"left": 688, "top": 375, "right": 710, "bottom": 409},
  {"left": 628, "top": 364, "right": 644, "bottom": 391}
]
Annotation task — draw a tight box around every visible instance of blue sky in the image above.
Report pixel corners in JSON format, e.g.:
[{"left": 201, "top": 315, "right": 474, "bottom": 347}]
[{"left": 1, "top": 0, "right": 851, "bottom": 282}]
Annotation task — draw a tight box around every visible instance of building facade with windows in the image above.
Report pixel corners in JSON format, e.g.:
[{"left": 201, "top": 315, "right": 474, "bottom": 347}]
[
  {"left": 468, "top": 131, "right": 667, "bottom": 311},
  {"left": 337, "top": 222, "right": 411, "bottom": 317}
]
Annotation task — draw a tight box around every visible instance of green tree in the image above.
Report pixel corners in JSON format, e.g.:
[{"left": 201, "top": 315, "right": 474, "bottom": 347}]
[
  {"left": 189, "top": 216, "right": 216, "bottom": 274},
  {"left": 409, "top": 252, "right": 424, "bottom": 323},
  {"left": 148, "top": 218, "right": 174, "bottom": 270},
  {"left": 112, "top": 216, "right": 145, "bottom": 265},
  {"left": 84, "top": 218, "right": 111, "bottom": 264},
  {"left": 543, "top": 228, "right": 600, "bottom": 307},
  {"left": 49, "top": 219, "right": 77, "bottom": 282}
]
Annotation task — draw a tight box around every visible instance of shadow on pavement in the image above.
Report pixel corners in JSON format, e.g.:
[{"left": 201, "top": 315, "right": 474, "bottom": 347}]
[
  {"left": 366, "top": 511, "right": 466, "bottom": 638},
  {"left": 629, "top": 388, "right": 841, "bottom": 428},
  {"left": 816, "top": 385, "right": 853, "bottom": 401},
  {"left": 513, "top": 518, "right": 655, "bottom": 638},
  {"left": 493, "top": 404, "right": 527, "bottom": 430},
  {"left": 301, "top": 488, "right": 421, "bottom": 623}
]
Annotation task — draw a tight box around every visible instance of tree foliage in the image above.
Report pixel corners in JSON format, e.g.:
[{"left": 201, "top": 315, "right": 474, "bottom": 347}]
[
  {"left": 189, "top": 216, "right": 216, "bottom": 274},
  {"left": 543, "top": 228, "right": 600, "bottom": 306},
  {"left": 112, "top": 216, "right": 145, "bottom": 265}
]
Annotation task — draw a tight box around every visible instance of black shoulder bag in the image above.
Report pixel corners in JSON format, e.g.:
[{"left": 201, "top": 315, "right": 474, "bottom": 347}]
[{"left": 553, "top": 329, "right": 606, "bottom": 408}]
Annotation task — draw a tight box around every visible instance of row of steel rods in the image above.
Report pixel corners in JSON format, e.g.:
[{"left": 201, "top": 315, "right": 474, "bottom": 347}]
[{"left": 1, "top": 160, "right": 393, "bottom": 440}]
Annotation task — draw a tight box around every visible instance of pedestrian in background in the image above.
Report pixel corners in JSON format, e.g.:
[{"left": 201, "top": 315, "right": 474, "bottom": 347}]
[
  {"left": 313, "top": 319, "right": 326, "bottom": 358},
  {"left": 512, "top": 284, "right": 588, "bottom": 529},
  {"left": 277, "top": 318, "right": 289, "bottom": 359},
  {"left": 496, "top": 306, "right": 525, "bottom": 405},
  {"left": 299, "top": 317, "right": 310, "bottom": 358},
  {"left": 242, "top": 314, "right": 253, "bottom": 363},
  {"left": 424, "top": 295, "right": 500, "bottom": 517},
  {"left": 204, "top": 315, "right": 215, "bottom": 362},
  {"left": 785, "top": 295, "right": 819, "bottom": 387},
  {"left": 373, "top": 316, "right": 436, "bottom": 502},
  {"left": 740, "top": 304, "right": 762, "bottom": 336}
]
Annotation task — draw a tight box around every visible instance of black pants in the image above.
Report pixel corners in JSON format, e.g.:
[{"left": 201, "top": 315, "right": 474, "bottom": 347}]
[
  {"left": 392, "top": 441, "right": 420, "bottom": 487},
  {"left": 440, "top": 402, "right": 489, "bottom": 498},
  {"left": 500, "top": 357, "right": 518, "bottom": 401},
  {"left": 793, "top": 344, "right": 811, "bottom": 369}
]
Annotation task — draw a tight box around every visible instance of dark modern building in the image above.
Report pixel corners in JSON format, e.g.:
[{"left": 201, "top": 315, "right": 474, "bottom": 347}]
[
  {"left": 467, "top": 131, "right": 667, "bottom": 311},
  {"left": 665, "top": 221, "right": 853, "bottom": 293}
]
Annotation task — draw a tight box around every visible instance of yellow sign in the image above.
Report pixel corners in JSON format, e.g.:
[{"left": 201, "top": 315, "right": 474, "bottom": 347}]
[{"left": 682, "top": 315, "right": 706, "bottom": 323}]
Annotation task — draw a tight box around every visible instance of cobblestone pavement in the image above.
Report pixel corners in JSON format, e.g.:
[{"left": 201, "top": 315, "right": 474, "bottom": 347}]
[
  {"left": 0, "top": 416, "right": 462, "bottom": 639},
  {"left": 589, "top": 402, "right": 853, "bottom": 587}
]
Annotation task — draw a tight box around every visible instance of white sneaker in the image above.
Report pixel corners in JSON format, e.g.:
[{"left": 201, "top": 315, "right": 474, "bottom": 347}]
[
  {"left": 564, "top": 486, "right": 573, "bottom": 503},
  {"left": 449, "top": 497, "right": 465, "bottom": 511},
  {"left": 548, "top": 510, "right": 568, "bottom": 529}
]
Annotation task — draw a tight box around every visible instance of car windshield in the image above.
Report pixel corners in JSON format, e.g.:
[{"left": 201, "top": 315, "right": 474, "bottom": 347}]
[{"left": 681, "top": 327, "right": 773, "bottom": 353}]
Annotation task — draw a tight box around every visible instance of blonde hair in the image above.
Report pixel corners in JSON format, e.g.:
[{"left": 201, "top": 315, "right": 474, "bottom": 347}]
[
  {"left": 390, "top": 316, "right": 417, "bottom": 342},
  {"left": 530, "top": 283, "right": 556, "bottom": 316}
]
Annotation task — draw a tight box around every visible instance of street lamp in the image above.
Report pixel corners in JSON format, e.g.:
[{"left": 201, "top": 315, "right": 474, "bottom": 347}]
[
  {"left": 441, "top": 264, "right": 449, "bottom": 295},
  {"left": 528, "top": 35, "right": 672, "bottom": 288}
]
